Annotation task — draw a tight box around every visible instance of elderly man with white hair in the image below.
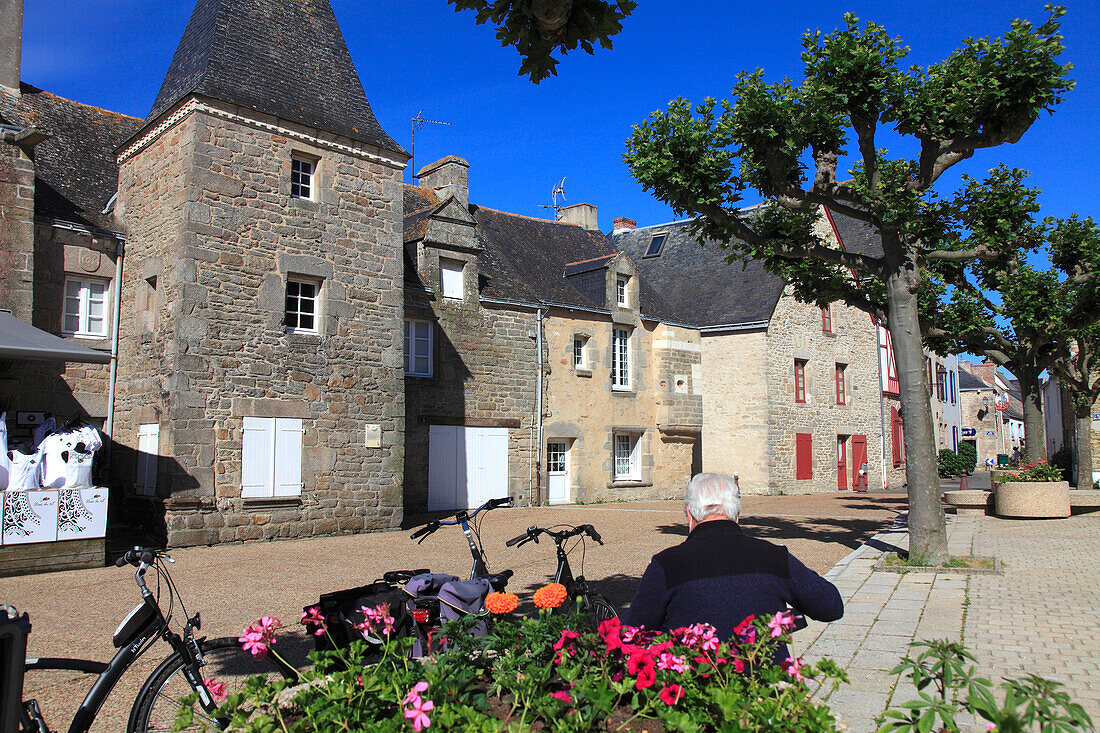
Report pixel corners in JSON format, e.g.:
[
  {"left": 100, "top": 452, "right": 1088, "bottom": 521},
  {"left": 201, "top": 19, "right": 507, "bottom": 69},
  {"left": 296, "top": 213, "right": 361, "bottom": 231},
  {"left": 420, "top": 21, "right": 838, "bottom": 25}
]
[{"left": 622, "top": 473, "right": 843, "bottom": 641}]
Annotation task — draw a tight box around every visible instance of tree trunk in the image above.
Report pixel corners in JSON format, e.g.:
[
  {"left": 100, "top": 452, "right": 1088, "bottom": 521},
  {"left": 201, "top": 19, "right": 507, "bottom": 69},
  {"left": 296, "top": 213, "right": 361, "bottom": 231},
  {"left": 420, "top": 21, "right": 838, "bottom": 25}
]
[
  {"left": 1075, "top": 404, "right": 1093, "bottom": 489},
  {"left": 885, "top": 269, "right": 948, "bottom": 565},
  {"left": 1016, "top": 363, "right": 1046, "bottom": 462}
]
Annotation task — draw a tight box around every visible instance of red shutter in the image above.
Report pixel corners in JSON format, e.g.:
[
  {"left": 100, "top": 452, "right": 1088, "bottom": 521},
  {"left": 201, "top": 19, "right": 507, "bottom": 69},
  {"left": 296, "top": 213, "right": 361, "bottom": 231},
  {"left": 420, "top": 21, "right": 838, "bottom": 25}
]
[
  {"left": 796, "top": 433, "right": 813, "bottom": 479},
  {"left": 891, "top": 407, "right": 905, "bottom": 467}
]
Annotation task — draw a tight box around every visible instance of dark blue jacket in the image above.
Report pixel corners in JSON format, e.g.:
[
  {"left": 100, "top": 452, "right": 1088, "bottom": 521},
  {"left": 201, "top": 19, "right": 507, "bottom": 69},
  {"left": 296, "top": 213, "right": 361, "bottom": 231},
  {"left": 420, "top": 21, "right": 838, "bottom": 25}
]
[{"left": 622, "top": 520, "right": 843, "bottom": 644}]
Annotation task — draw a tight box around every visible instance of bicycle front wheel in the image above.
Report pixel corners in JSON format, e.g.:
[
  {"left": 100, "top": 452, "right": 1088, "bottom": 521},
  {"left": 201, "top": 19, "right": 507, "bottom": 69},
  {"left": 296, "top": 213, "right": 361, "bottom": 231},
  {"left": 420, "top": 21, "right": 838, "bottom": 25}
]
[
  {"left": 128, "top": 637, "right": 290, "bottom": 733},
  {"left": 562, "top": 592, "right": 618, "bottom": 631}
]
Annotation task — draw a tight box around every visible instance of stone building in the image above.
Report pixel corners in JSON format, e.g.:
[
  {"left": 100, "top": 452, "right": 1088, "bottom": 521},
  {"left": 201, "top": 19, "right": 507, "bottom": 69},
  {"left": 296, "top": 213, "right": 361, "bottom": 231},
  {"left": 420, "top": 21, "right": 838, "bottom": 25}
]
[
  {"left": 109, "top": 0, "right": 409, "bottom": 544},
  {"left": 958, "top": 362, "right": 1023, "bottom": 467},
  {"left": 612, "top": 212, "right": 889, "bottom": 495}
]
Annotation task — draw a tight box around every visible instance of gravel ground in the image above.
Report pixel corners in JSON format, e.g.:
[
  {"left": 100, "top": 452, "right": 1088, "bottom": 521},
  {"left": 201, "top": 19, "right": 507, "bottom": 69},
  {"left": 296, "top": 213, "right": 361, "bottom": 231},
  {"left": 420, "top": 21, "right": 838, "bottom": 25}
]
[{"left": 2, "top": 491, "right": 906, "bottom": 731}]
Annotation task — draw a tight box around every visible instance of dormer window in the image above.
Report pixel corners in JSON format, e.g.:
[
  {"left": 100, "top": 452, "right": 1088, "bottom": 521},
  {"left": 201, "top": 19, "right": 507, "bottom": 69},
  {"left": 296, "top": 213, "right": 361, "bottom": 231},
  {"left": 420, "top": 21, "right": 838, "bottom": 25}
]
[
  {"left": 440, "top": 258, "right": 465, "bottom": 300},
  {"left": 644, "top": 233, "right": 667, "bottom": 257},
  {"left": 616, "top": 277, "right": 629, "bottom": 307},
  {"left": 291, "top": 156, "right": 315, "bottom": 200}
]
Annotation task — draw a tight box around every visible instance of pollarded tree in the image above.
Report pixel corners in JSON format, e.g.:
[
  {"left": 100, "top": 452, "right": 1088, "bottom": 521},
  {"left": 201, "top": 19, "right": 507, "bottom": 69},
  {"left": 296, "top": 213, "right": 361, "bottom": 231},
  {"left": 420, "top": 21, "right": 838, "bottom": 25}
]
[
  {"left": 624, "top": 9, "right": 1073, "bottom": 563},
  {"left": 448, "top": 0, "right": 636, "bottom": 82}
]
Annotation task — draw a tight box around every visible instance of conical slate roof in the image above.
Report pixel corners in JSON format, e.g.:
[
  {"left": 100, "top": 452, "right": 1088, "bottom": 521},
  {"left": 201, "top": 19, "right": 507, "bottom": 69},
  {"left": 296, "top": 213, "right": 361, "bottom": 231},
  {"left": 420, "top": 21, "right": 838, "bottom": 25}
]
[{"left": 144, "top": 0, "right": 405, "bottom": 155}]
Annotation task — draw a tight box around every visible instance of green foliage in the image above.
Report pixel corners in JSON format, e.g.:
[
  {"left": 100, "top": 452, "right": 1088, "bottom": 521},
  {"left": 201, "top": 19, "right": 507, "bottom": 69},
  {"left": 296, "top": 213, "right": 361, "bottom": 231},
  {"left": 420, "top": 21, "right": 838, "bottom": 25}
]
[
  {"left": 938, "top": 449, "right": 965, "bottom": 478},
  {"left": 1049, "top": 446, "right": 1074, "bottom": 484},
  {"left": 449, "top": 0, "right": 635, "bottom": 82},
  {"left": 879, "top": 639, "right": 1092, "bottom": 733},
  {"left": 958, "top": 441, "right": 978, "bottom": 473}
]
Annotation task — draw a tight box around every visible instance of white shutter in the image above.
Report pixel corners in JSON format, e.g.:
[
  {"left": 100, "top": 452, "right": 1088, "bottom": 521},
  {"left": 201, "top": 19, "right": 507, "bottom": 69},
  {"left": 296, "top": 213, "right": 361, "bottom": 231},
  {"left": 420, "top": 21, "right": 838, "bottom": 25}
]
[
  {"left": 440, "top": 259, "right": 464, "bottom": 299},
  {"left": 428, "top": 425, "right": 460, "bottom": 511},
  {"left": 241, "top": 417, "right": 274, "bottom": 498},
  {"left": 136, "top": 423, "right": 160, "bottom": 496},
  {"left": 274, "top": 418, "right": 303, "bottom": 497}
]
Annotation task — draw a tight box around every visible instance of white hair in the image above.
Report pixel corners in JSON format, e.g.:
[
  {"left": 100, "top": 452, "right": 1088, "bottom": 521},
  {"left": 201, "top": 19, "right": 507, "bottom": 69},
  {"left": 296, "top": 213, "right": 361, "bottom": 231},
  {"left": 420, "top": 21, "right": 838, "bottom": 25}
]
[{"left": 685, "top": 472, "right": 741, "bottom": 522}]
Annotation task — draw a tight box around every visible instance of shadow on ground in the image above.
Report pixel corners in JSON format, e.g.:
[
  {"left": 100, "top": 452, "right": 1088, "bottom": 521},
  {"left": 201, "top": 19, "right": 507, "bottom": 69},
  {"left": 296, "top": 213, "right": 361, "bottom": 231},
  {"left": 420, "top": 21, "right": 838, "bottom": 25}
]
[{"left": 655, "top": 515, "right": 893, "bottom": 553}]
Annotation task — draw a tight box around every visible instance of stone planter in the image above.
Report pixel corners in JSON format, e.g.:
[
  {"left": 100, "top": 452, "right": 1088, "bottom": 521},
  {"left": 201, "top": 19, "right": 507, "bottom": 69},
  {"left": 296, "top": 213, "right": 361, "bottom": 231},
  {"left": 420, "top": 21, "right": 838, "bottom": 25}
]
[
  {"left": 943, "top": 489, "right": 993, "bottom": 516},
  {"left": 995, "top": 481, "right": 1071, "bottom": 518}
]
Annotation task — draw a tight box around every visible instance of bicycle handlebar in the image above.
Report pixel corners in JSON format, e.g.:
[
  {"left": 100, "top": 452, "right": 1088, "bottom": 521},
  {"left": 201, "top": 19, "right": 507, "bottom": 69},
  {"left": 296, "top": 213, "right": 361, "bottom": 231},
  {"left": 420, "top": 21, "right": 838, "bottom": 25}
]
[
  {"left": 506, "top": 524, "right": 604, "bottom": 547},
  {"left": 115, "top": 547, "right": 159, "bottom": 568},
  {"left": 409, "top": 496, "right": 514, "bottom": 541}
]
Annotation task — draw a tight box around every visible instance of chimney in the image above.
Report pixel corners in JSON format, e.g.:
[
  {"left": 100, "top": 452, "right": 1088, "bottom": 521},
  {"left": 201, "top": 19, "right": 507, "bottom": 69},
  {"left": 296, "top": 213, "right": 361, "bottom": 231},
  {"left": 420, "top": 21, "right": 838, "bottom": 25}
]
[
  {"left": 417, "top": 155, "right": 469, "bottom": 206},
  {"left": 556, "top": 202, "right": 599, "bottom": 232},
  {"left": 612, "top": 217, "right": 636, "bottom": 234},
  {"left": 0, "top": 0, "right": 23, "bottom": 93},
  {"left": 969, "top": 362, "right": 997, "bottom": 388}
]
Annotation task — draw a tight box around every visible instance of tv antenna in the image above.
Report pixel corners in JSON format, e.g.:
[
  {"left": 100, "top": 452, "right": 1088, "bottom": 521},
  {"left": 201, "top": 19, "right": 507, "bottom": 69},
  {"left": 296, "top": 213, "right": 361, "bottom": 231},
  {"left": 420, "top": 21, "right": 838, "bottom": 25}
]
[
  {"left": 537, "top": 177, "right": 567, "bottom": 212},
  {"left": 410, "top": 110, "right": 451, "bottom": 182}
]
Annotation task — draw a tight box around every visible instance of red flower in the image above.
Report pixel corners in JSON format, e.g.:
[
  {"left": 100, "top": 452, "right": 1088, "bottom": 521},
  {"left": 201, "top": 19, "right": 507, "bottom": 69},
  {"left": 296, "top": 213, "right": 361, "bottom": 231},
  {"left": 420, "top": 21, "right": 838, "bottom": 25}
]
[
  {"left": 659, "top": 683, "right": 685, "bottom": 705},
  {"left": 733, "top": 614, "right": 757, "bottom": 643},
  {"left": 599, "top": 617, "right": 623, "bottom": 652},
  {"left": 550, "top": 690, "right": 572, "bottom": 703},
  {"left": 731, "top": 657, "right": 746, "bottom": 673},
  {"left": 553, "top": 630, "right": 580, "bottom": 651},
  {"left": 626, "top": 647, "right": 655, "bottom": 674},
  {"left": 635, "top": 663, "right": 657, "bottom": 689}
]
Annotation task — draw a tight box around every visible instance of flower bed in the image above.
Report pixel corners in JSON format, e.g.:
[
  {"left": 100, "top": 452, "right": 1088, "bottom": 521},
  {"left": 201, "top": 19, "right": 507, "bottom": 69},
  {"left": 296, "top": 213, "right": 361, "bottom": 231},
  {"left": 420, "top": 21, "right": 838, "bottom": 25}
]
[{"left": 180, "top": 591, "right": 1093, "bottom": 732}]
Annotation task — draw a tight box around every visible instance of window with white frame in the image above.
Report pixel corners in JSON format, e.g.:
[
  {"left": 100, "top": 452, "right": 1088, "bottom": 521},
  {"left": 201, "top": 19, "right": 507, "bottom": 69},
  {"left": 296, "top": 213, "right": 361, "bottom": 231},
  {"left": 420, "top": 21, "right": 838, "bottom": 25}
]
[
  {"left": 241, "top": 417, "right": 304, "bottom": 498},
  {"left": 613, "top": 432, "right": 641, "bottom": 480},
  {"left": 63, "top": 277, "right": 109, "bottom": 339},
  {"left": 440, "top": 258, "right": 465, "bottom": 300},
  {"left": 404, "top": 319, "right": 433, "bottom": 377},
  {"left": 612, "top": 327, "right": 631, "bottom": 389},
  {"left": 290, "top": 156, "right": 315, "bottom": 200},
  {"left": 285, "top": 278, "right": 319, "bottom": 334},
  {"left": 573, "top": 335, "right": 589, "bottom": 370},
  {"left": 546, "top": 441, "right": 567, "bottom": 473},
  {"left": 616, "top": 277, "right": 629, "bottom": 307}
]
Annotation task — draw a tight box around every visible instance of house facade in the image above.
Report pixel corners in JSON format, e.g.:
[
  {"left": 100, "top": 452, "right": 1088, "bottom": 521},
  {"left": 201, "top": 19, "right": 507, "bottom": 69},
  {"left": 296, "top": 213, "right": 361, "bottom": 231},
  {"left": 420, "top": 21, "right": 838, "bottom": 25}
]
[{"left": 958, "top": 361, "right": 1024, "bottom": 467}]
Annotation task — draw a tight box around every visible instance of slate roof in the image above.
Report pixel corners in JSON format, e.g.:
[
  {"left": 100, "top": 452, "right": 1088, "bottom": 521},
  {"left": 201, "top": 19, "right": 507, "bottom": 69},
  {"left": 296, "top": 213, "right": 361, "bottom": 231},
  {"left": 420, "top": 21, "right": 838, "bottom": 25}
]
[
  {"left": 402, "top": 185, "right": 677, "bottom": 319},
  {"left": 1, "top": 83, "right": 142, "bottom": 232},
  {"left": 611, "top": 220, "right": 784, "bottom": 328},
  {"left": 143, "top": 0, "right": 404, "bottom": 155},
  {"left": 958, "top": 369, "right": 991, "bottom": 391},
  {"left": 827, "top": 208, "right": 885, "bottom": 259}
]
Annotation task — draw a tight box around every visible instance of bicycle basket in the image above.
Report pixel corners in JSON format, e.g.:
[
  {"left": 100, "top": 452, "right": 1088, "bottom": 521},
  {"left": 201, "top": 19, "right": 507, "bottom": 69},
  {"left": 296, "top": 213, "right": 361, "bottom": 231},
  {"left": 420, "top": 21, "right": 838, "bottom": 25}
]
[{"left": 307, "top": 581, "right": 413, "bottom": 654}]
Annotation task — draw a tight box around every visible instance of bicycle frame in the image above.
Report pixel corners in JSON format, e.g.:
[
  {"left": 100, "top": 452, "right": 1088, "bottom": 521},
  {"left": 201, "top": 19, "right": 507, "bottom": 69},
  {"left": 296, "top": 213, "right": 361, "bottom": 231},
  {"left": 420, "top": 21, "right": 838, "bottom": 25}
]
[
  {"left": 453, "top": 511, "right": 490, "bottom": 579},
  {"left": 552, "top": 542, "right": 577, "bottom": 589},
  {"left": 21, "top": 558, "right": 217, "bottom": 733}
]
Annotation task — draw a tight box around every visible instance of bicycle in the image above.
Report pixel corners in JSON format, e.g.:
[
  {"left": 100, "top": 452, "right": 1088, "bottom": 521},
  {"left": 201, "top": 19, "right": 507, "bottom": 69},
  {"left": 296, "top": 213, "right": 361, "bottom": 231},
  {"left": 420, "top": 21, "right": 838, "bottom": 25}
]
[
  {"left": 15, "top": 547, "right": 295, "bottom": 733},
  {"left": 505, "top": 523, "right": 618, "bottom": 628},
  {"left": 406, "top": 496, "right": 515, "bottom": 651}
]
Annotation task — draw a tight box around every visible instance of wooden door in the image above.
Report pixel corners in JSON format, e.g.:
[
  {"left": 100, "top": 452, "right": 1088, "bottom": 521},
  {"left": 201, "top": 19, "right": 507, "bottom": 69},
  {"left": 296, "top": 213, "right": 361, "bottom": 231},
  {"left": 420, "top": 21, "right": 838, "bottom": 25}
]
[{"left": 837, "top": 436, "right": 848, "bottom": 491}]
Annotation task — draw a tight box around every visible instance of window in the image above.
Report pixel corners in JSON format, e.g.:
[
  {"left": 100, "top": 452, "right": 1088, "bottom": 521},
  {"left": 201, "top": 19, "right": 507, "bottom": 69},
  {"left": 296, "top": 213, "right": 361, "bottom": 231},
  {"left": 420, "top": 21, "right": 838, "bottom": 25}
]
[
  {"left": 644, "top": 233, "right": 667, "bottom": 257},
  {"left": 285, "top": 279, "right": 319, "bottom": 334},
  {"left": 936, "top": 365, "right": 947, "bottom": 401},
  {"left": 927, "top": 357, "right": 934, "bottom": 396},
  {"left": 573, "top": 335, "right": 589, "bottom": 370},
  {"left": 795, "top": 433, "right": 813, "bottom": 479},
  {"left": 612, "top": 327, "right": 631, "bottom": 389},
  {"left": 821, "top": 305, "right": 833, "bottom": 333},
  {"left": 613, "top": 433, "right": 641, "bottom": 480},
  {"left": 404, "top": 320, "right": 433, "bottom": 377},
  {"left": 835, "top": 363, "right": 847, "bottom": 405},
  {"left": 616, "top": 277, "right": 628, "bottom": 307},
  {"left": 291, "top": 157, "right": 314, "bottom": 199},
  {"left": 949, "top": 371, "right": 957, "bottom": 404},
  {"left": 135, "top": 423, "right": 160, "bottom": 497},
  {"left": 241, "top": 417, "right": 303, "bottom": 498},
  {"left": 63, "top": 278, "right": 109, "bottom": 339},
  {"left": 794, "top": 360, "right": 807, "bottom": 403},
  {"left": 547, "top": 442, "right": 567, "bottom": 473},
  {"left": 440, "top": 258, "right": 464, "bottom": 300}
]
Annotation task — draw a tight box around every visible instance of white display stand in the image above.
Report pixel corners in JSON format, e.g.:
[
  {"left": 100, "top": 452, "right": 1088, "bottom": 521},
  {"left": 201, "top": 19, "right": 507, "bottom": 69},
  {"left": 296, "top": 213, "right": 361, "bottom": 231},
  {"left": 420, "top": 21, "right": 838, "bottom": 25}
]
[
  {"left": 57, "top": 488, "right": 109, "bottom": 541},
  {"left": 2, "top": 490, "right": 60, "bottom": 545}
]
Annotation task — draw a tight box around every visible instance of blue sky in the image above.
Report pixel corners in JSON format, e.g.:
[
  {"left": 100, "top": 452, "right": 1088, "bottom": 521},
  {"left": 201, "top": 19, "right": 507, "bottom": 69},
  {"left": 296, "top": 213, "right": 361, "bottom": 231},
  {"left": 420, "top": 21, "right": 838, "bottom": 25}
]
[{"left": 18, "top": 1, "right": 1100, "bottom": 232}]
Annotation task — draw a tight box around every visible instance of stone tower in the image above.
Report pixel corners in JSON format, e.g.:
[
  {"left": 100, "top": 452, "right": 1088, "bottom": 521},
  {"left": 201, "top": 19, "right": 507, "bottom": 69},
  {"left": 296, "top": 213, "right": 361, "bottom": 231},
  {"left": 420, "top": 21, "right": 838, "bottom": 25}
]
[{"left": 113, "top": 0, "right": 409, "bottom": 545}]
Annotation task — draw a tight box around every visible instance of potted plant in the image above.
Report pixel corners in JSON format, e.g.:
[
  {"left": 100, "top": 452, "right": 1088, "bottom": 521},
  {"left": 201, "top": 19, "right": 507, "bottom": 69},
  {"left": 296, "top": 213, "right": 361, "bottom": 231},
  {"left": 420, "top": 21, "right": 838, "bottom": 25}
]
[{"left": 994, "top": 460, "right": 1071, "bottom": 518}]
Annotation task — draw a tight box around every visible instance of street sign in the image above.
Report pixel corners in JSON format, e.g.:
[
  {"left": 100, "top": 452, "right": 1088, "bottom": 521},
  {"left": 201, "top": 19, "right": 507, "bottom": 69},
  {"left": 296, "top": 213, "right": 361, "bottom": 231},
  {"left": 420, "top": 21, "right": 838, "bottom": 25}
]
[
  {"left": 986, "top": 458, "right": 995, "bottom": 467},
  {"left": 961, "top": 427, "right": 976, "bottom": 437},
  {"left": 986, "top": 430, "right": 996, "bottom": 436}
]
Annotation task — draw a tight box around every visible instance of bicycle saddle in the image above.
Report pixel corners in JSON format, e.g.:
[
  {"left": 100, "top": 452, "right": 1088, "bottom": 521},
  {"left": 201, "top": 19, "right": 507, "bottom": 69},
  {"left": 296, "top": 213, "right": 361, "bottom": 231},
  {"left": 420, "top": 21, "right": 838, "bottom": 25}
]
[
  {"left": 383, "top": 568, "right": 431, "bottom": 584},
  {"left": 483, "top": 569, "right": 514, "bottom": 591}
]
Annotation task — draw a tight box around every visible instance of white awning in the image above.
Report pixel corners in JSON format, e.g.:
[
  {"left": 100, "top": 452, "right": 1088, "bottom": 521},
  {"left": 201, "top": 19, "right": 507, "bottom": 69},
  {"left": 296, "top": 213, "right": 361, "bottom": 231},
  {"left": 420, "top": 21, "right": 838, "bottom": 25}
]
[{"left": 0, "top": 311, "right": 111, "bottom": 364}]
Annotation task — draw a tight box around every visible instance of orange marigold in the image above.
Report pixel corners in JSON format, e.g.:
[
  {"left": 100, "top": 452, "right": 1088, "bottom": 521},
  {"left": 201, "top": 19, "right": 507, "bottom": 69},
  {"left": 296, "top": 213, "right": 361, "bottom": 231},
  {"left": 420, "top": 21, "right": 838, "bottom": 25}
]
[
  {"left": 533, "top": 583, "right": 568, "bottom": 610},
  {"left": 485, "top": 591, "right": 519, "bottom": 615}
]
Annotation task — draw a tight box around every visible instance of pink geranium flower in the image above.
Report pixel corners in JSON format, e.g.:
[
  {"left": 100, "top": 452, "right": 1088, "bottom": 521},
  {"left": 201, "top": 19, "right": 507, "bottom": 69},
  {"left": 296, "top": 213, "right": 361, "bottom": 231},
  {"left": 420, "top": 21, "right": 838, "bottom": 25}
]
[
  {"left": 203, "top": 678, "right": 228, "bottom": 702},
  {"left": 657, "top": 652, "right": 688, "bottom": 673},
  {"left": 781, "top": 656, "right": 807, "bottom": 681},
  {"left": 402, "top": 681, "right": 429, "bottom": 706},
  {"left": 404, "top": 697, "right": 434, "bottom": 731},
  {"left": 550, "top": 690, "right": 572, "bottom": 703},
  {"left": 301, "top": 606, "right": 327, "bottom": 636}
]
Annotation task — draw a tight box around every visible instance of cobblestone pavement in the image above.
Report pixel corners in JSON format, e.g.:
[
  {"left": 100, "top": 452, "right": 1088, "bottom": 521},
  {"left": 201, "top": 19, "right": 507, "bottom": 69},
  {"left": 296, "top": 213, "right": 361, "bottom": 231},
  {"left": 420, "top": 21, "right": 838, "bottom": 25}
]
[
  {"left": 1, "top": 492, "right": 904, "bottom": 733},
  {"left": 801, "top": 505, "right": 1100, "bottom": 733}
]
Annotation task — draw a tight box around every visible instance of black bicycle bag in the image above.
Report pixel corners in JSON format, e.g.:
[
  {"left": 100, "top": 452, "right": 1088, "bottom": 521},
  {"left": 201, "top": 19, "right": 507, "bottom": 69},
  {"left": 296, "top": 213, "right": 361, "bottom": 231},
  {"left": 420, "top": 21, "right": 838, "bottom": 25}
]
[{"left": 307, "top": 581, "right": 413, "bottom": 654}]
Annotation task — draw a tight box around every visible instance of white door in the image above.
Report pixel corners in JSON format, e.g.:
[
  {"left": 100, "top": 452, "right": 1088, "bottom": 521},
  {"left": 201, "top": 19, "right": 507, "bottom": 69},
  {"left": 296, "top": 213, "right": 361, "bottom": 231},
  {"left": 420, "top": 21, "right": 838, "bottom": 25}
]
[
  {"left": 547, "top": 441, "right": 569, "bottom": 505},
  {"left": 428, "top": 426, "right": 509, "bottom": 511}
]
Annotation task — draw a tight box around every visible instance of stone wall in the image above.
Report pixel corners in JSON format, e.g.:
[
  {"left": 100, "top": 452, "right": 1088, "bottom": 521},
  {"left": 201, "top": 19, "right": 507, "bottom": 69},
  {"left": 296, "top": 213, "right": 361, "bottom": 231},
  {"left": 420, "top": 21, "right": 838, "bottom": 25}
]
[
  {"left": 766, "top": 294, "right": 885, "bottom": 495},
  {"left": 0, "top": 136, "right": 34, "bottom": 321},
  {"left": 959, "top": 388, "right": 1011, "bottom": 469},
  {"left": 544, "top": 311, "right": 698, "bottom": 503},
  {"left": 115, "top": 104, "right": 406, "bottom": 546},
  {"left": 403, "top": 293, "right": 538, "bottom": 510},
  {"left": 701, "top": 330, "right": 771, "bottom": 493}
]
